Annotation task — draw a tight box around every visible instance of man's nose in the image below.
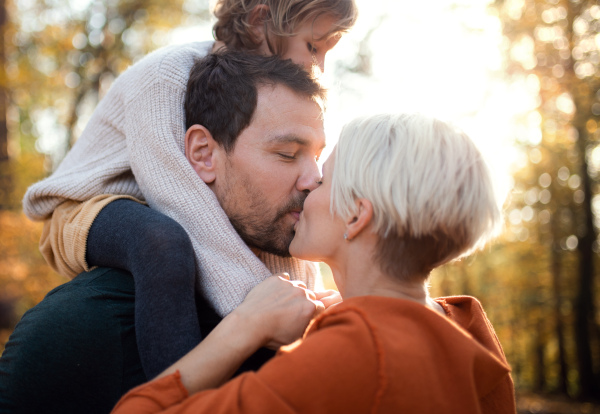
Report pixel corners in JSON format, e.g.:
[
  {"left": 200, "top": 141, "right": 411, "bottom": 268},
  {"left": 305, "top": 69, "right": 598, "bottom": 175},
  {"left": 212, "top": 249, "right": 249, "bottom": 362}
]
[{"left": 297, "top": 160, "right": 322, "bottom": 193}]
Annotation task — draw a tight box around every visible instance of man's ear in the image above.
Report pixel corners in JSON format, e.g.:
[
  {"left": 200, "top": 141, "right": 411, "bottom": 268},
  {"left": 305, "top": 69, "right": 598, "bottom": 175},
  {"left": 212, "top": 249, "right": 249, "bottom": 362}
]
[
  {"left": 248, "top": 4, "right": 270, "bottom": 45},
  {"left": 345, "top": 198, "right": 374, "bottom": 241},
  {"left": 185, "top": 125, "right": 220, "bottom": 184}
]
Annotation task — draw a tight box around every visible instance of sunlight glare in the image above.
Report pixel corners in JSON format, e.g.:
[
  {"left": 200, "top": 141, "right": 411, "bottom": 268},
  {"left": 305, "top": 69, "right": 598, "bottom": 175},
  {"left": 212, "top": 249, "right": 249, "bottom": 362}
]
[{"left": 318, "top": 0, "right": 523, "bottom": 206}]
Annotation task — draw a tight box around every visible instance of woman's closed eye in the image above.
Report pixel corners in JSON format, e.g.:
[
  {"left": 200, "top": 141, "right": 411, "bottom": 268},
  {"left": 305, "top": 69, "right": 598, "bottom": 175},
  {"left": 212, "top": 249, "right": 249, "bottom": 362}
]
[{"left": 307, "top": 43, "right": 317, "bottom": 54}]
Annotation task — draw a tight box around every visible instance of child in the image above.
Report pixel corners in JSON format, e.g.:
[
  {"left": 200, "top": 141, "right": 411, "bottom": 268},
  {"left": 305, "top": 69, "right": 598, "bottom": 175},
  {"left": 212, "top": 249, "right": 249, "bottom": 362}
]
[{"left": 23, "top": 0, "right": 358, "bottom": 378}]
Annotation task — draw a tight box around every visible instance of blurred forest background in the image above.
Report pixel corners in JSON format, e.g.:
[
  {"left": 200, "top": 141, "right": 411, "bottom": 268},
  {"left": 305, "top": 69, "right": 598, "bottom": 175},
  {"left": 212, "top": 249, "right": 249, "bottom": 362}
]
[{"left": 0, "top": 0, "right": 599, "bottom": 412}]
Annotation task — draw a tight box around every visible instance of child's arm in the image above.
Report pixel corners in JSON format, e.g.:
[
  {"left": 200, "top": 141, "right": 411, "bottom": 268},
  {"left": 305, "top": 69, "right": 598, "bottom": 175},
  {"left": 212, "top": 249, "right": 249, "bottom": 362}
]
[{"left": 40, "top": 194, "right": 143, "bottom": 279}]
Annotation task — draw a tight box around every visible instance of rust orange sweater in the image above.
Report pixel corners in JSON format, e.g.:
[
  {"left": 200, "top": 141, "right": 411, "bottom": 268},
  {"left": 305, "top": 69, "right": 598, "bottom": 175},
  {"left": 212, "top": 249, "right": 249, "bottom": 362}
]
[{"left": 113, "top": 296, "right": 516, "bottom": 414}]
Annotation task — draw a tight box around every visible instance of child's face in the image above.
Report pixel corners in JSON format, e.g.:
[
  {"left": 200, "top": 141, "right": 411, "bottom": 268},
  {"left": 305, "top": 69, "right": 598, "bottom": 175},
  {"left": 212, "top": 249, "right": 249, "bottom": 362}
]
[{"left": 264, "top": 14, "right": 342, "bottom": 73}]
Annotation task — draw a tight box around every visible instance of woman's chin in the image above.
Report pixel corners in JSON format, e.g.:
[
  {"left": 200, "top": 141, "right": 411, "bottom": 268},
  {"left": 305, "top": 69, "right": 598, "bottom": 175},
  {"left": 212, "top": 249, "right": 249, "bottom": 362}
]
[
  {"left": 289, "top": 237, "right": 314, "bottom": 261},
  {"left": 289, "top": 238, "right": 302, "bottom": 259}
]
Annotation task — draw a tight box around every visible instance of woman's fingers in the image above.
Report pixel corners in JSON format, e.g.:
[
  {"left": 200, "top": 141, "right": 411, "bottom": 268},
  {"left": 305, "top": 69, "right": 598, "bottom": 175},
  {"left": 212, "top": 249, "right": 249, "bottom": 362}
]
[
  {"left": 313, "top": 298, "right": 326, "bottom": 317},
  {"left": 275, "top": 272, "right": 290, "bottom": 281},
  {"left": 237, "top": 276, "right": 327, "bottom": 349},
  {"left": 274, "top": 272, "right": 315, "bottom": 299},
  {"left": 290, "top": 280, "right": 308, "bottom": 289},
  {"left": 314, "top": 290, "right": 342, "bottom": 308}
]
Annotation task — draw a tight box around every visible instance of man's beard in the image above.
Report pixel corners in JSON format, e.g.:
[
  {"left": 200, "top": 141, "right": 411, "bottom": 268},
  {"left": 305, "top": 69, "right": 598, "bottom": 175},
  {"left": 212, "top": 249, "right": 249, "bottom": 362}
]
[{"left": 227, "top": 192, "right": 307, "bottom": 257}]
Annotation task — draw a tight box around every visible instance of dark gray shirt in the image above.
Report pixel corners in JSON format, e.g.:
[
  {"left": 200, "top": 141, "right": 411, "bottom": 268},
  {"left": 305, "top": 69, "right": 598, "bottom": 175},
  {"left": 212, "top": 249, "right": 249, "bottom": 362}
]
[
  {"left": 0, "top": 267, "right": 274, "bottom": 414},
  {"left": 0, "top": 268, "right": 145, "bottom": 413}
]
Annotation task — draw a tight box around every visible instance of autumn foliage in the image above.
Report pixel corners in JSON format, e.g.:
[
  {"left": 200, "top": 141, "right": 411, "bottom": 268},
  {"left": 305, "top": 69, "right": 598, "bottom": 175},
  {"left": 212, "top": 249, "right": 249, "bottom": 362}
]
[{"left": 0, "top": 0, "right": 599, "bottom": 405}]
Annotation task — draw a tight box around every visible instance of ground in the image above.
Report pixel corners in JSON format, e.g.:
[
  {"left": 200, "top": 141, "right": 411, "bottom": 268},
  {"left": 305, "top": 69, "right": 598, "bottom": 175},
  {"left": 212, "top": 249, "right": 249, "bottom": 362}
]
[{"left": 517, "top": 393, "right": 600, "bottom": 414}]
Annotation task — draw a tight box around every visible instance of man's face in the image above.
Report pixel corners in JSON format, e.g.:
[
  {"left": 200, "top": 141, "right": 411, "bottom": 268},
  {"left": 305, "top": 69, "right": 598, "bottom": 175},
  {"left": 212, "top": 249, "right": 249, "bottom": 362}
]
[{"left": 212, "top": 84, "right": 325, "bottom": 256}]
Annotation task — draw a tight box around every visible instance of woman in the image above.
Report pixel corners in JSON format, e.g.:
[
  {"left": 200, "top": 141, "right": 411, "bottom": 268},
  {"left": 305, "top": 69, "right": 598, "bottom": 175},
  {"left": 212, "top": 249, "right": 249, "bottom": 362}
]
[{"left": 113, "top": 113, "right": 516, "bottom": 413}]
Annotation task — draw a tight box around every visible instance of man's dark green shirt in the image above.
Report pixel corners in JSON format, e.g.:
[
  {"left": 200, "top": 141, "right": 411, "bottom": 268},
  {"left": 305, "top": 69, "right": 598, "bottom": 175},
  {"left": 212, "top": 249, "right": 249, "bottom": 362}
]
[
  {"left": 0, "top": 267, "right": 273, "bottom": 414},
  {"left": 0, "top": 268, "right": 145, "bottom": 413}
]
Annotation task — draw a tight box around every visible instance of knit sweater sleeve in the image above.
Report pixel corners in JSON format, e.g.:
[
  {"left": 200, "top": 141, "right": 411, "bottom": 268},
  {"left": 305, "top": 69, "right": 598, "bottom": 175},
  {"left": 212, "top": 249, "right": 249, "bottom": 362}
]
[
  {"left": 22, "top": 70, "right": 136, "bottom": 220},
  {"left": 123, "top": 42, "right": 278, "bottom": 316},
  {"left": 21, "top": 43, "right": 211, "bottom": 221},
  {"left": 23, "top": 40, "right": 316, "bottom": 316}
]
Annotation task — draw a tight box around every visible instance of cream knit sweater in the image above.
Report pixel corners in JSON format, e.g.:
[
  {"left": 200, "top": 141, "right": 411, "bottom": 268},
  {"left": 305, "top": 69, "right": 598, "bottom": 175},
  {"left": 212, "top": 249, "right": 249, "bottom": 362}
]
[{"left": 23, "top": 41, "right": 318, "bottom": 317}]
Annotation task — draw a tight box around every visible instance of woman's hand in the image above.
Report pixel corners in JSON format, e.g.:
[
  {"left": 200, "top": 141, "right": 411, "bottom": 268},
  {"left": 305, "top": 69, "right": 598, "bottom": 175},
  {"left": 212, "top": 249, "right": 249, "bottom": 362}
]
[
  {"left": 233, "top": 274, "right": 325, "bottom": 349},
  {"left": 153, "top": 274, "right": 325, "bottom": 396},
  {"left": 115, "top": 283, "right": 341, "bottom": 411}
]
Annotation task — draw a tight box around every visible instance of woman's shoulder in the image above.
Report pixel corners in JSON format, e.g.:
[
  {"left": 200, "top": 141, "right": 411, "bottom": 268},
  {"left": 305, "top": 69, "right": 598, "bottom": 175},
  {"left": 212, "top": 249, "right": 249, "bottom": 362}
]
[
  {"left": 274, "top": 299, "right": 384, "bottom": 375},
  {"left": 310, "top": 295, "right": 505, "bottom": 363},
  {"left": 435, "top": 295, "right": 509, "bottom": 362},
  {"left": 313, "top": 295, "right": 445, "bottom": 330},
  {"left": 305, "top": 296, "right": 512, "bottom": 412},
  {"left": 304, "top": 297, "right": 381, "bottom": 339},
  {"left": 307, "top": 295, "right": 424, "bottom": 332},
  {"left": 298, "top": 297, "right": 427, "bottom": 362}
]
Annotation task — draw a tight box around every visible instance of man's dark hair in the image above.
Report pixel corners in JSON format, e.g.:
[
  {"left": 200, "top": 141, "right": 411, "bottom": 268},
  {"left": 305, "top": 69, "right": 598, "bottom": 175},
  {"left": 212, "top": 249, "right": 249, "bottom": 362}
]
[{"left": 185, "top": 50, "right": 326, "bottom": 152}]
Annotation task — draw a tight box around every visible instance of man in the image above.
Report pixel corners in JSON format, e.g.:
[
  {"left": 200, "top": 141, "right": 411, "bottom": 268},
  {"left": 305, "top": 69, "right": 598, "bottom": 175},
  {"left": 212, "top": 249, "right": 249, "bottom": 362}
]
[
  {"left": 0, "top": 51, "right": 326, "bottom": 413},
  {"left": 17, "top": 0, "right": 356, "bottom": 383}
]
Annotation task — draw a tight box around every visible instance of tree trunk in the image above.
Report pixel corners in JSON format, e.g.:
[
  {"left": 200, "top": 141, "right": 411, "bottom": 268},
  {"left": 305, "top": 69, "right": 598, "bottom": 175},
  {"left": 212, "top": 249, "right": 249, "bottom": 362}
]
[
  {"left": 565, "top": 1, "right": 598, "bottom": 399},
  {"left": 574, "top": 123, "right": 598, "bottom": 399},
  {"left": 534, "top": 319, "right": 547, "bottom": 392},
  {"left": 0, "top": 0, "right": 7, "bottom": 162},
  {"left": 0, "top": 0, "right": 12, "bottom": 210},
  {"left": 551, "top": 238, "right": 569, "bottom": 395}
]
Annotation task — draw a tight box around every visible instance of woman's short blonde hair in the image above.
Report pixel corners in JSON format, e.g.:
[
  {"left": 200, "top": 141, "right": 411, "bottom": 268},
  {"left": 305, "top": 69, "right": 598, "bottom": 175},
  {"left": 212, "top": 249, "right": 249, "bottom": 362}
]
[
  {"left": 332, "top": 113, "right": 503, "bottom": 281},
  {"left": 213, "top": 0, "right": 358, "bottom": 53}
]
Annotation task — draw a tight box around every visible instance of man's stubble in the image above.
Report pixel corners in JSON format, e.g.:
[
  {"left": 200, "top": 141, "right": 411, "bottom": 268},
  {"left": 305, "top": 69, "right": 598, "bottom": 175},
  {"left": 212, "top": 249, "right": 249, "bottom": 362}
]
[{"left": 216, "top": 162, "right": 306, "bottom": 257}]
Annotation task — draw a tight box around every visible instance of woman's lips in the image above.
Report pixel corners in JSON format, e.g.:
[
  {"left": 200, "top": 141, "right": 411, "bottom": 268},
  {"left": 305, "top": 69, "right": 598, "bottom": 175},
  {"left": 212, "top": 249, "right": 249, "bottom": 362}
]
[{"left": 292, "top": 211, "right": 302, "bottom": 230}]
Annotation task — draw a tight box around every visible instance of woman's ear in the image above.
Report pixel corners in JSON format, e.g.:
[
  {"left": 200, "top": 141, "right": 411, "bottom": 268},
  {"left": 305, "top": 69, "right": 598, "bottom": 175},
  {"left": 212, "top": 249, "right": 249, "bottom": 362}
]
[
  {"left": 345, "top": 199, "right": 374, "bottom": 241},
  {"left": 185, "top": 125, "right": 219, "bottom": 184},
  {"left": 248, "top": 4, "right": 270, "bottom": 46}
]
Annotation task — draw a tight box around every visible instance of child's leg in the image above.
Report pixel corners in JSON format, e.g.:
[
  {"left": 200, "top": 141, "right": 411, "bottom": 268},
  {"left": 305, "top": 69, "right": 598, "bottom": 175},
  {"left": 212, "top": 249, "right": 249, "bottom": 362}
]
[{"left": 86, "top": 199, "right": 201, "bottom": 379}]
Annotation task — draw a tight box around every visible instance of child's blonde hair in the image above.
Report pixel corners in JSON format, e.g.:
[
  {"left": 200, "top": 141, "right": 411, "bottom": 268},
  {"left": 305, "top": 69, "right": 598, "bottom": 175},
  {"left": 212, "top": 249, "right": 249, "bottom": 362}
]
[{"left": 213, "top": 0, "right": 358, "bottom": 54}]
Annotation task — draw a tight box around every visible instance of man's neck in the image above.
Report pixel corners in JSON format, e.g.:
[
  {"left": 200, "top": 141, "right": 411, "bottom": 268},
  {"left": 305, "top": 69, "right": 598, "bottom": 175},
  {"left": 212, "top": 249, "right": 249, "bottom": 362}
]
[{"left": 249, "top": 246, "right": 262, "bottom": 257}]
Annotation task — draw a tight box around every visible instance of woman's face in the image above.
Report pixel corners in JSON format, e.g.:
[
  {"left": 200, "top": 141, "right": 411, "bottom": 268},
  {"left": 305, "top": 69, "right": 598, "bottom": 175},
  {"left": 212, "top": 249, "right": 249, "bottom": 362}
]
[
  {"left": 260, "top": 14, "right": 342, "bottom": 72},
  {"left": 289, "top": 152, "right": 346, "bottom": 262}
]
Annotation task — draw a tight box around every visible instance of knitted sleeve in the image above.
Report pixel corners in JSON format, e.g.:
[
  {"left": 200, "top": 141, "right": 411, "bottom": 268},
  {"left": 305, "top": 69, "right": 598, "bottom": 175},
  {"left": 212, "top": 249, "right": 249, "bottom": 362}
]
[
  {"left": 124, "top": 42, "right": 280, "bottom": 317},
  {"left": 20, "top": 45, "right": 206, "bottom": 220},
  {"left": 24, "top": 41, "right": 318, "bottom": 316},
  {"left": 22, "top": 81, "right": 137, "bottom": 220}
]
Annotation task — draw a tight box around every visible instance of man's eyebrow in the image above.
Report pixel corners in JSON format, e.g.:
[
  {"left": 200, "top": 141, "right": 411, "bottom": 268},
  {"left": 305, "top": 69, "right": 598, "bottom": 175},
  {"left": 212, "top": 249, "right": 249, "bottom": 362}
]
[{"left": 268, "top": 134, "right": 326, "bottom": 150}]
